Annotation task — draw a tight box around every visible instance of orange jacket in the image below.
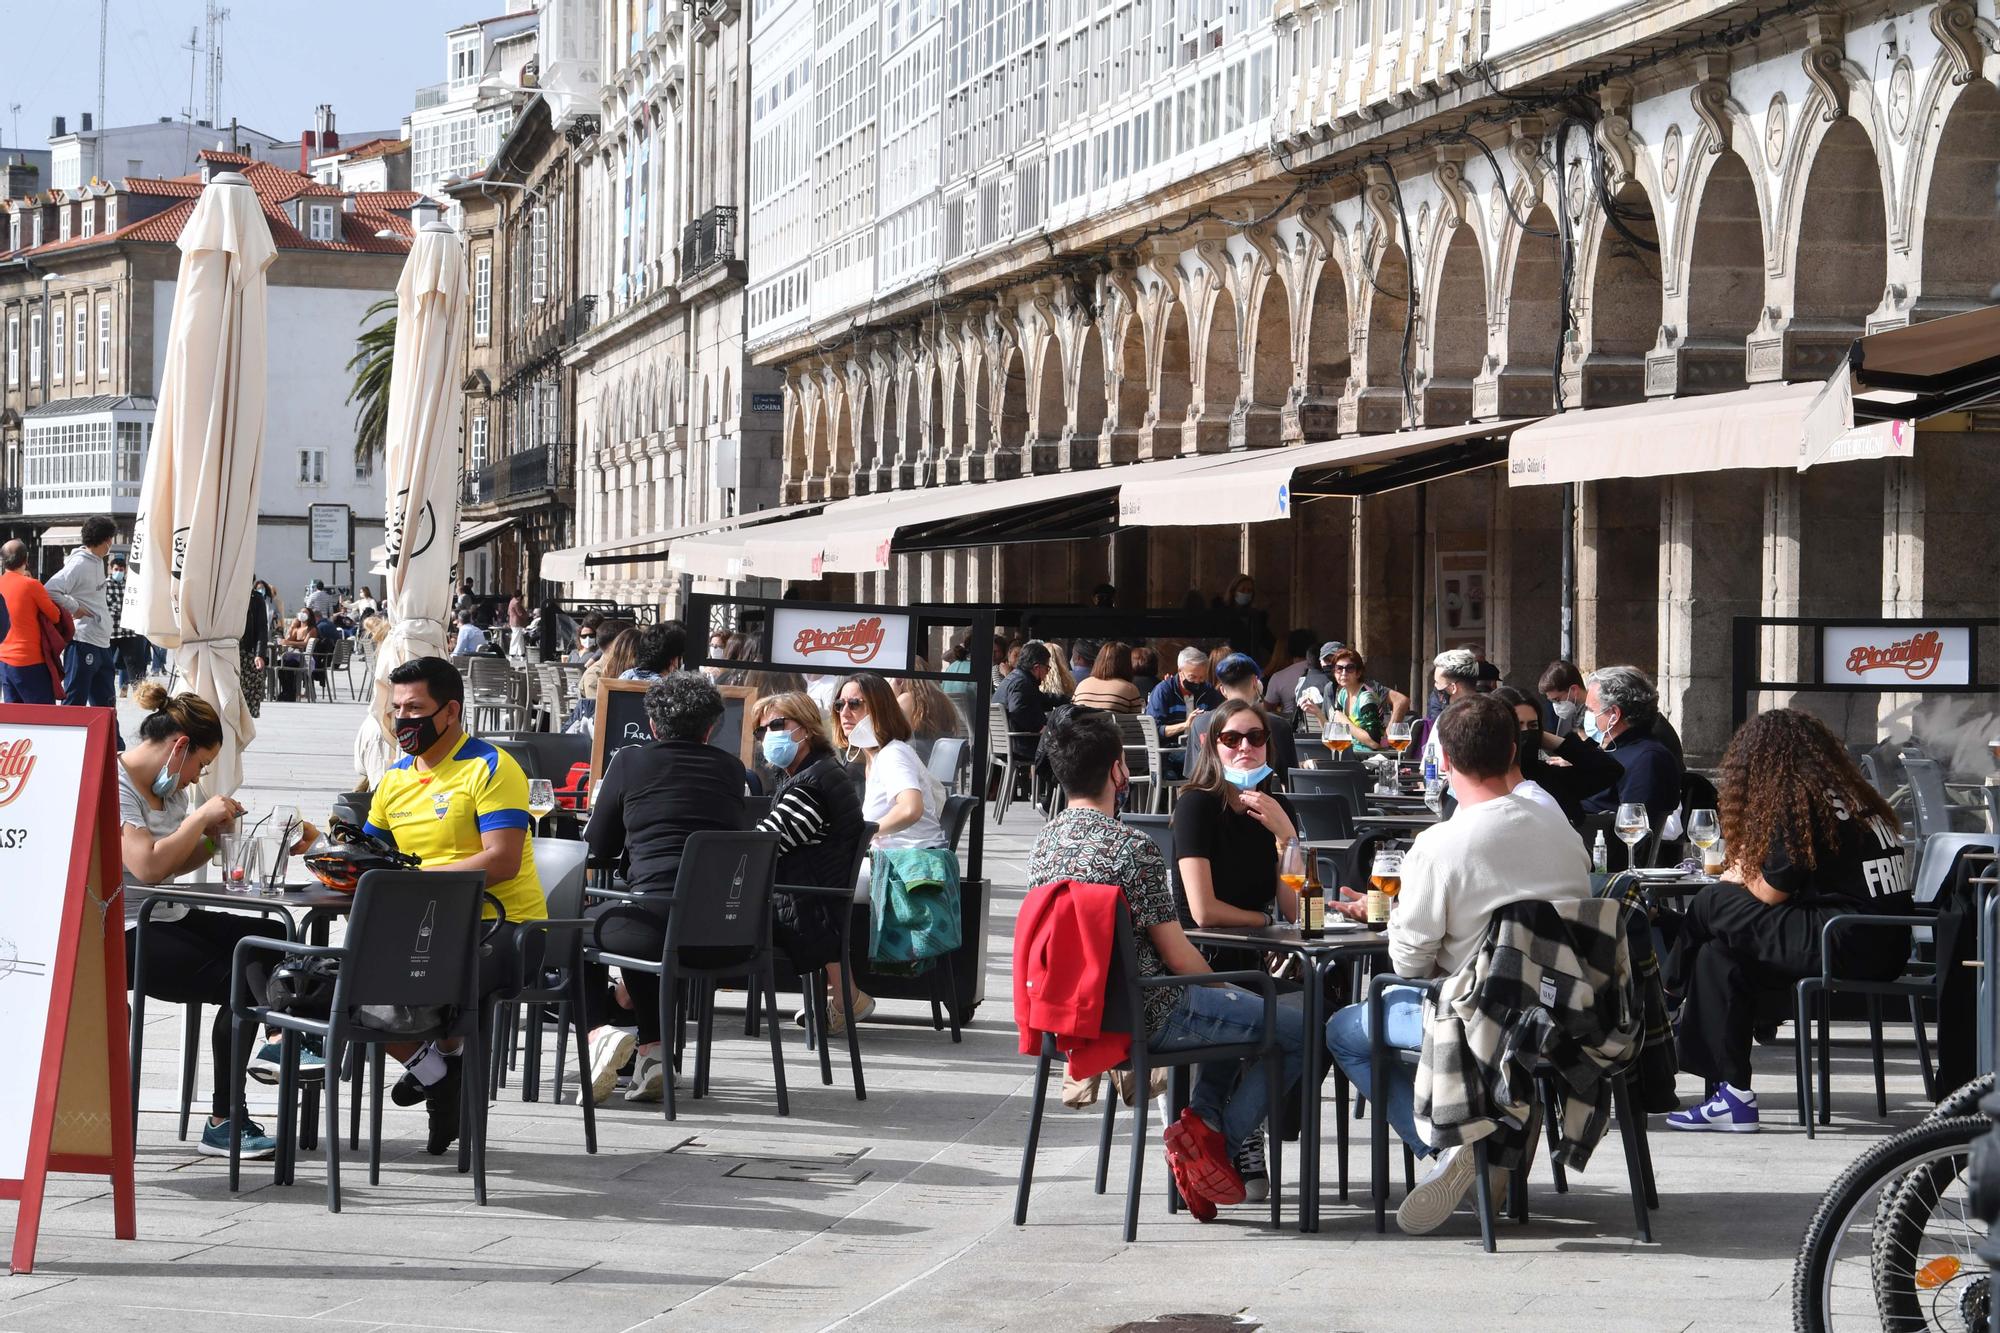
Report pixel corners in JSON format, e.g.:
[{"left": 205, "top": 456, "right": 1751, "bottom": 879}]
[{"left": 0, "top": 570, "right": 62, "bottom": 668}]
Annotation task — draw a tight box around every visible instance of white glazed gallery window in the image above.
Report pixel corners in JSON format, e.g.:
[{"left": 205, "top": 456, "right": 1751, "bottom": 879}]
[
  {"left": 50, "top": 307, "right": 63, "bottom": 381},
  {"left": 27, "top": 311, "right": 40, "bottom": 385},
  {"left": 298, "top": 447, "right": 328, "bottom": 486},
  {"left": 97, "top": 302, "right": 110, "bottom": 374},
  {"left": 308, "top": 204, "right": 337, "bottom": 242},
  {"left": 469, "top": 414, "right": 489, "bottom": 471},
  {"left": 80, "top": 202, "right": 95, "bottom": 238},
  {"left": 530, "top": 206, "right": 549, "bottom": 304},
  {"left": 4, "top": 315, "right": 16, "bottom": 388},
  {"left": 473, "top": 251, "right": 492, "bottom": 340},
  {"left": 73, "top": 301, "right": 85, "bottom": 382}
]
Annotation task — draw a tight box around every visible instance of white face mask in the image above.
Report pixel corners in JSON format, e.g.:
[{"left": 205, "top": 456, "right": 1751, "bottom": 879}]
[{"left": 846, "top": 714, "right": 878, "bottom": 750}]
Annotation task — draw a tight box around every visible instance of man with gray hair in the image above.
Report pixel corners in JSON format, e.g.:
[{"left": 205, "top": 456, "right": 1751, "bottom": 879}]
[
  {"left": 1578, "top": 665, "right": 1683, "bottom": 829},
  {"left": 1146, "top": 646, "right": 1224, "bottom": 779},
  {"left": 1417, "top": 647, "right": 1482, "bottom": 779}
]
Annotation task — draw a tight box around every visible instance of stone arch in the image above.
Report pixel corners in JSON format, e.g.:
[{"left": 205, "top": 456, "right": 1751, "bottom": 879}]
[
  {"left": 1302, "top": 249, "right": 1351, "bottom": 436},
  {"left": 997, "top": 343, "right": 1029, "bottom": 460},
  {"left": 1201, "top": 287, "right": 1243, "bottom": 419},
  {"left": 1577, "top": 180, "right": 1662, "bottom": 406},
  {"left": 1677, "top": 147, "right": 1764, "bottom": 395},
  {"left": 1499, "top": 205, "right": 1561, "bottom": 414},
  {"left": 1790, "top": 116, "right": 1888, "bottom": 328},
  {"left": 927, "top": 360, "right": 951, "bottom": 465},
  {"left": 1243, "top": 272, "right": 1289, "bottom": 447},
  {"left": 805, "top": 392, "right": 830, "bottom": 491},
  {"left": 1914, "top": 78, "right": 2000, "bottom": 315},
  {"left": 1358, "top": 242, "right": 1412, "bottom": 431},
  {"left": 853, "top": 378, "right": 877, "bottom": 483},
  {"left": 1153, "top": 297, "right": 1194, "bottom": 453},
  {"left": 1033, "top": 331, "right": 1064, "bottom": 445},
  {"left": 1074, "top": 320, "right": 1108, "bottom": 443},
  {"left": 1110, "top": 315, "right": 1146, "bottom": 429},
  {"left": 877, "top": 374, "right": 901, "bottom": 481},
  {"left": 829, "top": 387, "right": 854, "bottom": 487},
  {"left": 1426, "top": 223, "right": 1485, "bottom": 424},
  {"left": 785, "top": 395, "right": 809, "bottom": 494}
]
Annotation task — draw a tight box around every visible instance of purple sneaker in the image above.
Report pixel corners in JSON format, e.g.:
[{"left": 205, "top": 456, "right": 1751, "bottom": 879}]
[{"left": 1665, "top": 1083, "right": 1759, "bottom": 1132}]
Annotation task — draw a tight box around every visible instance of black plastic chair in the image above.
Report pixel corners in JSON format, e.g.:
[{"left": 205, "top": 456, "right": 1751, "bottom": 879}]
[
  {"left": 786, "top": 820, "right": 877, "bottom": 1100},
  {"left": 1364, "top": 906, "right": 1657, "bottom": 1250},
  {"left": 1792, "top": 836, "right": 2000, "bottom": 1133},
  {"left": 495, "top": 839, "right": 596, "bottom": 1125},
  {"left": 1287, "top": 765, "right": 1371, "bottom": 815},
  {"left": 1014, "top": 896, "right": 1285, "bottom": 1241},
  {"left": 227, "top": 870, "right": 496, "bottom": 1212},
  {"left": 588, "top": 831, "right": 785, "bottom": 1121}
]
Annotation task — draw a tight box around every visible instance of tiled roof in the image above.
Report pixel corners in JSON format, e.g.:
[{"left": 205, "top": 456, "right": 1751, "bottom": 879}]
[
  {"left": 326, "top": 137, "right": 410, "bottom": 163},
  {"left": 1, "top": 152, "right": 412, "bottom": 260},
  {"left": 356, "top": 190, "right": 426, "bottom": 211}
]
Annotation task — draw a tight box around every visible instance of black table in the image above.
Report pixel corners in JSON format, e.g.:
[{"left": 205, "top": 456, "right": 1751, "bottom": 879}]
[
  {"left": 1184, "top": 922, "right": 1388, "bottom": 1232},
  {"left": 125, "top": 882, "right": 356, "bottom": 1148},
  {"left": 1352, "top": 812, "right": 1440, "bottom": 833}
]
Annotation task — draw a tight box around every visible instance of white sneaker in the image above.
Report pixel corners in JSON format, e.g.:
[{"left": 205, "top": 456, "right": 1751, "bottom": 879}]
[
  {"left": 586, "top": 1027, "right": 636, "bottom": 1104},
  {"left": 824, "top": 990, "right": 877, "bottom": 1036},
  {"left": 623, "top": 1051, "right": 673, "bottom": 1103},
  {"left": 1396, "top": 1143, "right": 1478, "bottom": 1235}
]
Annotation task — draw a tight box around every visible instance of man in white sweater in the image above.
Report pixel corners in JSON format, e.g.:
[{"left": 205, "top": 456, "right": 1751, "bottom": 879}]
[{"left": 1326, "top": 692, "right": 1590, "bottom": 1233}]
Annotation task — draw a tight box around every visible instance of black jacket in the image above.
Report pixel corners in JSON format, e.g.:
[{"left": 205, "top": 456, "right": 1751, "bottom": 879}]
[
  {"left": 585, "top": 739, "right": 748, "bottom": 894},
  {"left": 994, "top": 668, "right": 1048, "bottom": 759}
]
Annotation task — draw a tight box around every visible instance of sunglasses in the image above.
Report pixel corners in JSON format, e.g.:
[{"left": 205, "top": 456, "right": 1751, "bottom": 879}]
[
  {"left": 1216, "top": 728, "right": 1268, "bottom": 749},
  {"left": 833, "top": 697, "right": 868, "bottom": 713},
  {"left": 1333, "top": 664, "right": 1362, "bottom": 674},
  {"left": 753, "top": 720, "right": 795, "bottom": 735}
]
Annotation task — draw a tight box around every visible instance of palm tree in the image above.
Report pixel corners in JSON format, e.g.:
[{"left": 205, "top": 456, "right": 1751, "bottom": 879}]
[{"left": 345, "top": 297, "right": 396, "bottom": 469}]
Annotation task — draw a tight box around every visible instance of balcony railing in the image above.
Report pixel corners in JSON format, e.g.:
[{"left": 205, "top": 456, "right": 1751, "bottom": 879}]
[
  {"left": 679, "top": 205, "right": 738, "bottom": 278},
  {"left": 413, "top": 82, "right": 450, "bottom": 111},
  {"left": 464, "top": 441, "right": 571, "bottom": 508}
]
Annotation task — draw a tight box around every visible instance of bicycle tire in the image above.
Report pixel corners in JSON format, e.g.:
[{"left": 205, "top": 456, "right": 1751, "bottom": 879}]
[
  {"left": 1793, "top": 1115, "right": 1990, "bottom": 1332},
  {"left": 1923, "top": 1076, "right": 1995, "bottom": 1125}
]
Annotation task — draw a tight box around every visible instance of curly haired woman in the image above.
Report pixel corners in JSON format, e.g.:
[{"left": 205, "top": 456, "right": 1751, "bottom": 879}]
[{"left": 1666, "top": 708, "right": 1910, "bottom": 1133}]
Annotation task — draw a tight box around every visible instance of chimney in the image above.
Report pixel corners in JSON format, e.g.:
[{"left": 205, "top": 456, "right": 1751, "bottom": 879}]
[
  {"left": 300, "top": 129, "right": 316, "bottom": 172},
  {"left": 51, "top": 116, "right": 66, "bottom": 138},
  {"left": 79, "top": 112, "right": 93, "bottom": 133},
  {"left": 315, "top": 104, "right": 339, "bottom": 155}
]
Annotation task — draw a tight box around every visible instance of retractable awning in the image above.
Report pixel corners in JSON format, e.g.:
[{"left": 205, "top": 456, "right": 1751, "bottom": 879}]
[
  {"left": 1118, "top": 420, "right": 1536, "bottom": 526},
  {"left": 687, "top": 453, "right": 1233, "bottom": 579},
  {"left": 1800, "top": 306, "right": 2000, "bottom": 468},
  {"left": 457, "top": 516, "right": 518, "bottom": 550},
  {"left": 540, "top": 502, "right": 827, "bottom": 585},
  {"left": 37, "top": 525, "right": 83, "bottom": 547},
  {"left": 1507, "top": 382, "right": 1908, "bottom": 486}
]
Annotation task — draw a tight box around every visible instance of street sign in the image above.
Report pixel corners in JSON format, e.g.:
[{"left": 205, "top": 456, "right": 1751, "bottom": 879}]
[
  {"left": 308, "top": 503, "right": 351, "bottom": 564},
  {"left": 750, "top": 392, "right": 783, "bottom": 413}
]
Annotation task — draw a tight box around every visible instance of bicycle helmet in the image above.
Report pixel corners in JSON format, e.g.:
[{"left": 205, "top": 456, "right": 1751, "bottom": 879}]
[{"left": 304, "top": 818, "right": 422, "bottom": 893}]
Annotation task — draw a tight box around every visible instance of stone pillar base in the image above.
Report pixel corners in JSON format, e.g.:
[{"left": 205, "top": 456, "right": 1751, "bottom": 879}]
[
  {"left": 1235, "top": 406, "right": 1284, "bottom": 449},
  {"left": 982, "top": 449, "right": 1025, "bottom": 482},
  {"left": 1029, "top": 438, "right": 1064, "bottom": 474},
  {"left": 1181, "top": 414, "right": 1232, "bottom": 455},
  {"left": 1342, "top": 387, "right": 1404, "bottom": 436},
  {"left": 1098, "top": 427, "right": 1142, "bottom": 467},
  {"left": 1056, "top": 432, "right": 1099, "bottom": 471},
  {"left": 1421, "top": 380, "right": 1474, "bottom": 427},
  {"left": 1141, "top": 423, "right": 1183, "bottom": 461},
  {"left": 1475, "top": 368, "right": 1554, "bottom": 419},
  {"left": 1646, "top": 340, "right": 1747, "bottom": 398},
  {"left": 1565, "top": 355, "right": 1646, "bottom": 409},
  {"left": 1747, "top": 320, "right": 1861, "bottom": 384},
  {"left": 941, "top": 455, "right": 968, "bottom": 487},
  {"left": 1297, "top": 397, "right": 1341, "bottom": 440},
  {"left": 823, "top": 473, "right": 853, "bottom": 501}
]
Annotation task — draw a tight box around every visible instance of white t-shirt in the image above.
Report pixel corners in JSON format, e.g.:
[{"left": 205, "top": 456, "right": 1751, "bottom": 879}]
[
  {"left": 1388, "top": 790, "right": 1591, "bottom": 979},
  {"left": 1511, "top": 777, "right": 1562, "bottom": 817},
  {"left": 863, "top": 739, "right": 946, "bottom": 851},
  {"left": 117, "top": 761, "right": 192, "bottom": 926}
]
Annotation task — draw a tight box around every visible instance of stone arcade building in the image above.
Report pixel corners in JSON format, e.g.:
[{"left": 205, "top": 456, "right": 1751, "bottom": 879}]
[{"left": 743, "top": 0, "right": 2000, "bottom": 756}]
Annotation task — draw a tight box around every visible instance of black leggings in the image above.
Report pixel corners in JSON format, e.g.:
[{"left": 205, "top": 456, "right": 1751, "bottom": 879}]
[
  {"left": 126, "top": 910, "right": 284, "bottom": 1121},
  {"left": 584, "top": 895, "right": 671, "bottom": 1044}
]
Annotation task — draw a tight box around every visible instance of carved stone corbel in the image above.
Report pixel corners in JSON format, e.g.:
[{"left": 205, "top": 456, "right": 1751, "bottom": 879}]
[
  {"left": 1362, "top": 163, "right": 1400, "bottom": 268},
  {"left": 1690, "top": 59, "right": 1740, "bottom": 154},
  {"left": 1595, "top": 80, "right": 1637, "bottom": 190},
  {"left": 1507, "top": 117, "right": 1548, "bottom": 207},
  {"left": 1932, "top": 0, "right": 1984, "bottom": 85}
]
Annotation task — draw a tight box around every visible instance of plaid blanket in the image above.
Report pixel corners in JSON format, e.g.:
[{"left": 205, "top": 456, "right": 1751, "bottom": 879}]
[
  {"left": 1596, "top": 871, "right": 1682, "bottom": 1113},
  {"left": 1415, "top": 897, "right": 1642, "bottom": 1171}
]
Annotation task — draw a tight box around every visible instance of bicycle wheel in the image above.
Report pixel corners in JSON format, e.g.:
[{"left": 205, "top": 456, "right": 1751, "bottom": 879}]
[{"left": 1793, "top": 1115, "right": 1991, "bottom": 1332}]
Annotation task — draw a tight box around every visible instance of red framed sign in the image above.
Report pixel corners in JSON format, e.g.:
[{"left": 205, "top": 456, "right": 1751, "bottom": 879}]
[{"left": 0, "top": 706, "right": 134, "bottom": 1273}]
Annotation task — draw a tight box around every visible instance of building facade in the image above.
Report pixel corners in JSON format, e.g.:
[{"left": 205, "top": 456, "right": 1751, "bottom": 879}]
[
  {"left": 559, "top": 0, "right": 782, "bottom": 613},
  {"left": 746, "top": 0, "right": 2000, "bottom": 759},
  {"left": 0, "top": 151, "right": 415, "bottom": 594},
  {"left": 407, "top": 7, "right": 544, "bottom": 208}
]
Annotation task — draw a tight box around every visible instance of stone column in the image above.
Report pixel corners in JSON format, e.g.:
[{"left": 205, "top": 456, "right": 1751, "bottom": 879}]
[
  {"left": 1656, "top": 474, "right": 1761, "bottom": 760},
  {"left": 1575, "top": 477, "right": 1662, "bottom": 677},
  {"left": 1488, "top": 478, "right": 1563, "bottom": 684}
]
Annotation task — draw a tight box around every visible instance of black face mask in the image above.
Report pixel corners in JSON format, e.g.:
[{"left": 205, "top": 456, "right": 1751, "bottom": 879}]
[
  {"left": 1518, "top": 729, "right": 1540, "bottom": 769},
  {"left": 394, "top": 708, "right": 448, "bottom": 756}
]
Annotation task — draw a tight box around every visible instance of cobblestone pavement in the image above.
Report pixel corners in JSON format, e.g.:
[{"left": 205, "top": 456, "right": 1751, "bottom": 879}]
[{"left": 0, "top": 696, "right": 1932, "bottom": 1331}]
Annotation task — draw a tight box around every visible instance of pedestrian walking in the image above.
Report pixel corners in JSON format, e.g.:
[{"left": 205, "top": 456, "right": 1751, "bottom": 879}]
[
  {"left": 107, "top": 554, "right": 142, "bottom": 697},
  {"left": 0, "top": 540, "right": 67, "bottom": 704},
  {"left": 44, "top": 516, "right": 120, "bottom": 710}
]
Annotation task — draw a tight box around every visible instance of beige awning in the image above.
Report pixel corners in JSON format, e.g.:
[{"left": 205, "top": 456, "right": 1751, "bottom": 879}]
[
  {"left": 37, "top": 524, "right": 84, "bottom": 547},
  {"left": 457, "top": 516, "right": 517, "bottom": 549},
  {"left": 1506, "top": 382, "right": 1905, "bottom": 486},
  {"left": 1118, "top": 420, "right": 1536, "bottom": 525}
]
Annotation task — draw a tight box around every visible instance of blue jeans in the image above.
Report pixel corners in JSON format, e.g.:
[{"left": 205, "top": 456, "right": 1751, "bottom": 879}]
[
  {"left": 1150, "top": 984, "right": 1307, "bottom": 1156},
  {"left": 0, "top": 661, "right": 54, "bottom": 704},
  {"left": 1326, "top": 985, "right": 1430, "bottom": 1157},
  {"left": 62, "top": 642, "right": 117, "bottom": 708}
]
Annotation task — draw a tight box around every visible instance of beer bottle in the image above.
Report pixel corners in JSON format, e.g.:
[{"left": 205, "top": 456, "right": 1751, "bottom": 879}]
[{"left": 1300, "top": 847, "right": 1325, "bottom": 939}]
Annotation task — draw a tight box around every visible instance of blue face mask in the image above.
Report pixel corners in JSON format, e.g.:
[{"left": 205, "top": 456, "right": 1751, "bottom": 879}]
[
  {"left": 152, "top": 741, "right": 185, "bottom": 797},
  {"left": 1582, "top": 709, "right": 1605, "bottom": 743},
  {"left": 1222, "top": 763, "right": 1272, "bottom": 789},
  {"left": 761, "top": 727, "right": 801, "bottom": 769}
]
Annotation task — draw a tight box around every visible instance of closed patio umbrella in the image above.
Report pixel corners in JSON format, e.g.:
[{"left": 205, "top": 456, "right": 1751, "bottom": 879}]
[
  {"left": 357, "top": 220, "right": 466, "bottom": 787},
  {"left": 127, "top": 171, "right": 275, "bottom": 798}
]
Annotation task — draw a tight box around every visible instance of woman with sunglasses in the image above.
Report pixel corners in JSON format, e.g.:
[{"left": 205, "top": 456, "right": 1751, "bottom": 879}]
[
  {"left": 750, "top": 691, "right": 867, "bottom": 1030},
  {"left": 1171, "top": 698, "right": 1301, "bottom": 936},
  {"left": 834, "top": 672, "right": 954, "bottom": 1024}
]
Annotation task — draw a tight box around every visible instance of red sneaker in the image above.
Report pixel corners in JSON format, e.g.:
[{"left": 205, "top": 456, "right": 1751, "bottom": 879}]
[
  {"left": 1163, "top": 1109, "right": 1246, "bottom": 1207},
  {"left": 1164, "top": 1142, "right": 1218, "bottom": 1222}
]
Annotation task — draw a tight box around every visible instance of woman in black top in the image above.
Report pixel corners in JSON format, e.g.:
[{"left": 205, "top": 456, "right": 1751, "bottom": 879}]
[
  {"left": 752, "top": 691, "right": 866, "bottom": 989},
  {"left": 1170, "top": 700, "right": 1300, "bottom": 967},
  {"left": 1667, "top": 708, "right": 1910, "bottom": 1131},
  {"left": 1492, "top": 685, "right": 1623, "bottom": 824},
  {"left": 581, "top": 673, "right": 747, "bottom": 1103}
]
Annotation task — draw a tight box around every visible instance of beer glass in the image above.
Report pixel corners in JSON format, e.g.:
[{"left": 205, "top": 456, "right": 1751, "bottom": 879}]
[
  {"left": 1324, "top": 716, "right": 1353, "bottom": 757},
  {"left": 1367, "top": 849, "right": 1402, "bottom": 931},
  {"left": 1386, "top": 721, "right": 1413, "bottom": 758}
]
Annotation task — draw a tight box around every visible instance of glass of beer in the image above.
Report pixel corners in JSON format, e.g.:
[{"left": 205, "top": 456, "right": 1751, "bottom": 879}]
[
  {"left": 1367, "top": 849, "right": 1402, "bottom": 931},
  {"left": 1386, "top": 720, "right": 1413, "bottom": 754},
  {"left": 1325, "top": 716, "right": 1353, "bottom": 757},
  {"left": 1279, "top": 838, "right": 1307, "bottom": 929}
]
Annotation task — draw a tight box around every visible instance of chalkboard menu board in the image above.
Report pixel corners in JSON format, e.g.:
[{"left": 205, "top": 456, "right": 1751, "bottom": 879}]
[{"left": 589, "top": 678, "right": 761, "bottom": 783}]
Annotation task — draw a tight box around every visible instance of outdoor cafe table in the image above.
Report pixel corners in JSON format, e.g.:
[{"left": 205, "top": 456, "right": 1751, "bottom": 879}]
[
  {"left": 126, "top": 881, "right": 358, "bottom": 1150},
  {"left": 1184, "top": 921, "right": 1388, "bottom": 1233}
]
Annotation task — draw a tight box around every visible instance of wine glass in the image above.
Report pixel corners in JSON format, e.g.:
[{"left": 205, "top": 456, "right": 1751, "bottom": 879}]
[
  {"left": 1688, "top": 808, "right": 1720, "bottom": 852},
  {"left": 526, "top": 779, "right": 556, "bottom": 834},
  {"left": 1615, "top": 802, "right": 1651, "bottom": 864},
  {"left": 1278, "top": 838, "right": 1306, "bottom": 926}
]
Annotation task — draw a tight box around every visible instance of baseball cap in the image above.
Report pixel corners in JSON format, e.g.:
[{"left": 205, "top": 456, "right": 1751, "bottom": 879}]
[
  {"left": 1216, "top": 652, "right": 1262, "bottom": 680},
  {"left": 1316, "top": 640, "right": 1347, "bottom": 664}
]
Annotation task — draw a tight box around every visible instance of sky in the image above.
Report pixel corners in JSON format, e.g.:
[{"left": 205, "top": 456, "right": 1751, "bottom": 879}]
[{"left": 0, "top": 0, "right": 468, "bottom": 155}]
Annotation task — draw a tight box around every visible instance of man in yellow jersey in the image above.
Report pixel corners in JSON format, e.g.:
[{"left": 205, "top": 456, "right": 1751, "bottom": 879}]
[{"left": 364, "top": 656, "right": 547, "bottom": 1154}]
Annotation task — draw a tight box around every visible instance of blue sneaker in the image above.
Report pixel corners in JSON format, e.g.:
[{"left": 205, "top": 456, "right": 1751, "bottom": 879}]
[
  {"left": 247, "top": 1039, "right": 324, "bottom": 1084},
  {"left": 199, "top": 1118, "right": 278, "bottom": 1159},
  {"left": 1665, "top": 1083, "right": 1758, "bottom": 1132}
]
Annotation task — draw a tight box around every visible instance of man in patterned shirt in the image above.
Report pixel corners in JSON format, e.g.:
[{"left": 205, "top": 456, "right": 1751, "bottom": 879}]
[{"left": 1026, "top": 710, "right": 1306, "bottom": 1221}]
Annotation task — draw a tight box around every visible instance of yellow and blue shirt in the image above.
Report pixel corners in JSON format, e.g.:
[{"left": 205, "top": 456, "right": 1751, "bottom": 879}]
[{"left": 365, "top": 733, "right": 546, "bottom": 923}]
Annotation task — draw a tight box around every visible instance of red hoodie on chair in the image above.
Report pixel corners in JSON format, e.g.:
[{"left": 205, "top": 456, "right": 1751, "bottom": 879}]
[{"left": 1014, "top": 878, "right": 1130, "bottom": 1080}]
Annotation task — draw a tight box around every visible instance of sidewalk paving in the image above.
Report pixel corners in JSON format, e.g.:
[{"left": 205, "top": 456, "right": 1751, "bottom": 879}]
[{"left": 0, "top": 696, "right": 1934, "bottom": 1331}]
